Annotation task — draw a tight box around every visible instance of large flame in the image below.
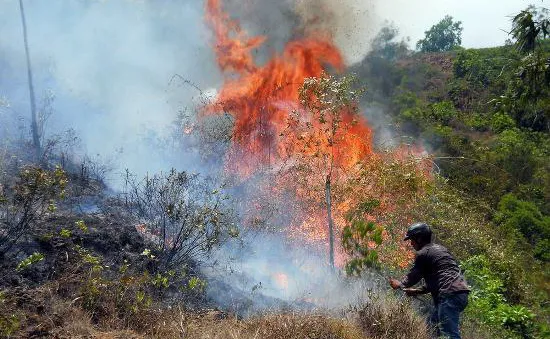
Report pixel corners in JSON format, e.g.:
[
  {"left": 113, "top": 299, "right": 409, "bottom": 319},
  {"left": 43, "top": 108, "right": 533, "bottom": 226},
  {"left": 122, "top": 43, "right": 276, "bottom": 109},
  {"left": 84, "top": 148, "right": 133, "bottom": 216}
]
[
  {"left": 203, "top": 0, "right": 427, "bottom": 269},
  {"left": 204, "top": 0, "right": 374, "bottom": 176}
]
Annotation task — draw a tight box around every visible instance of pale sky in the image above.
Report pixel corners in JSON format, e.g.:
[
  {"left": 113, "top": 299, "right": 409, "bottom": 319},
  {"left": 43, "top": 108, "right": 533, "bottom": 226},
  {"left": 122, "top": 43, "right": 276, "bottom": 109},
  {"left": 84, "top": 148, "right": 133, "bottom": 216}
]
[
  {"left": 380, "top": 0, "right": 546, "bottom": 48},
  {"left": 316, "top": 0, "right": 547, "bottom": 64}
]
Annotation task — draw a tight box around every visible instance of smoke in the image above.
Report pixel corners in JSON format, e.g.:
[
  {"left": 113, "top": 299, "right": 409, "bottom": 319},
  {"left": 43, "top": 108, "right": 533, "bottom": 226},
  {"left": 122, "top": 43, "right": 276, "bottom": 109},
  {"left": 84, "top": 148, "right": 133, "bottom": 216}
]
[
  {"left": 293, "top": 0, "right": 379, "bottom": 65},
  {"left": 0, "top": 0, "right": 222, "bottom": 184},
  {"left": 220, "top": 0, "right": 381, "bottom": 65},
  {"left": 203, "top": 232, "right": 384, "bottom": 316}
]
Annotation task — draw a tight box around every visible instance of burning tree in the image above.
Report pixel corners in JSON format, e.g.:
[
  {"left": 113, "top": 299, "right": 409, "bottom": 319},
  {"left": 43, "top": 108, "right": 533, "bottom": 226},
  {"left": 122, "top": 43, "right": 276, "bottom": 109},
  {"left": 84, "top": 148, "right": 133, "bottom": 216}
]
[
  {"left": 282, "top": 73, "right": 369, "bottom": 268},
  {"left": 201, "top": 0, "right": 433, "bottom": 271},
  {"left": 202, "top": 0, "right": 377, "bottom": 267},
  {"left": 203, "top": 0, "right": 346, "bottom": 177}
]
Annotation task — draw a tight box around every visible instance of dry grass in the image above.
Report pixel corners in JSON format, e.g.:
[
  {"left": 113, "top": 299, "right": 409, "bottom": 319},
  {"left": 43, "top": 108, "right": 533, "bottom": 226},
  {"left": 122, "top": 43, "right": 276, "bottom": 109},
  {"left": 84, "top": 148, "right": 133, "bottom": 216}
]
[
  {"left": 356, "top": 296, "right": 430, "bottom": 339},
  {"left": 1, "top": 269, "right": 436, "bottom": 339},
  {"left": 117, "top": 296, "right": 431, "bottom": 339},
  {"left": 178, "top": 312, "right": 365, "bottom": 339},
  {"left": 1, "top": 282, "right": 436, "bottom": 339}
]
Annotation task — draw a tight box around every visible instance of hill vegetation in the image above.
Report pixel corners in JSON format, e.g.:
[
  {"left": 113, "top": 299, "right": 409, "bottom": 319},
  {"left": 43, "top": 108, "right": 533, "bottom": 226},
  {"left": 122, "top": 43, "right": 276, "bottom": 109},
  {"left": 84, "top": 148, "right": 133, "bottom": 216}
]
[{"left": 351, "top": 5, "right": 550, "bottom": 338}]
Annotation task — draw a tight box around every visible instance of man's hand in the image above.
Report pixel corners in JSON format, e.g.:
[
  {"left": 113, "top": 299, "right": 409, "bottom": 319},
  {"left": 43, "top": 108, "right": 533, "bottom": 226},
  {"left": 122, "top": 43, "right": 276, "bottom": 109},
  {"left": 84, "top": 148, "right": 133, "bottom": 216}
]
[
  {"left": 403, "top": 288, "right": 423, "bottom": 296},
  {"left": 389, "top": 278, "right": 402, "bottom": 290}
]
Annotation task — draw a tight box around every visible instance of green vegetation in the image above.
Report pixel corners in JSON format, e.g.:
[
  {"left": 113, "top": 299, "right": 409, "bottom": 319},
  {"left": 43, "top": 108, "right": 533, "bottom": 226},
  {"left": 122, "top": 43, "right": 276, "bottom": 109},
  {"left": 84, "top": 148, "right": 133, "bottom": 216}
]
[
  {"left": 462, "top": 255, "right": 536, "bottom": 338},
  {"left": 416, "top": 15, "right": 463, "bottom": 52},
  {"left": 342, "top": 199, "right": 384, "bottom": 275},
  {"left": 350, "top": 5, "right": 550, "bottom": 338},
  {"left": 16, "top": 252, "right": 44, "bottom": 271}
]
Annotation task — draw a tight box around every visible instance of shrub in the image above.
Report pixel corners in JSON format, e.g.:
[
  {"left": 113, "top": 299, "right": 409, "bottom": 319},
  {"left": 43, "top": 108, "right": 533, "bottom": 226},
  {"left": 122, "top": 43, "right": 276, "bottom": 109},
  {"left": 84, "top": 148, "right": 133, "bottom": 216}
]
[
  {"left": 464, "top": 113, "right": 490, "bottom": 131},
  {"left": 430, "top": 101, "right": 457, "bottom": 124},
  {"left": 496, "top": 193, "right": 550, "bottom": 261},
  {"left": 124, "top": 169, "right": 239, "bottom": 270},
  {"left": 0, "top": 166, "right": 67, "bottom": 255},
  {"left": 490, "top": 112, "right": 517, "bottom": 133},
  {"left": 462, "top": 255, "right": 535, "bottom": 337},
  {"left": 493, "top": 129, "right": 539, "bottom": 184}
]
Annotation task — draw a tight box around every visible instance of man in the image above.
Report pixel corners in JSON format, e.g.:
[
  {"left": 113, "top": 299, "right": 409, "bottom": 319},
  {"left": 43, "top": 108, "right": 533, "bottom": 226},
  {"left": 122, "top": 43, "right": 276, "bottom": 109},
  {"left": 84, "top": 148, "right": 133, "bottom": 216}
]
[{"left": 389, "top": 222, "right": 470, "bottom": 339}]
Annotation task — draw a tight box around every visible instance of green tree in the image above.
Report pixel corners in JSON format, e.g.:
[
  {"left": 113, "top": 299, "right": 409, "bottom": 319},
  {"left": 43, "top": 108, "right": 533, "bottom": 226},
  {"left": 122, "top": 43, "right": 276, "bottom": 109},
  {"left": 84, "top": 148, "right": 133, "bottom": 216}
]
[
  {"left": 510, "top": 6, "right": 550, "bottom": 54},
  {"left": 417, "top": 15, "right": 463, "bottom": 52},
  {"left": 504, "top": 7, "right": 550, "bottom": 131}
]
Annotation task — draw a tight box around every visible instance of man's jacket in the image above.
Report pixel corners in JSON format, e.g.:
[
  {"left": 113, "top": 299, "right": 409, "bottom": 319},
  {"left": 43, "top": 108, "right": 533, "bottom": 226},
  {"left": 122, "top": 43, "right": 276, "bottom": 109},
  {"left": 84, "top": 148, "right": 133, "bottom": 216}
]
[{"left": 401, "top": 243, "right": 470, "bottom": 303}]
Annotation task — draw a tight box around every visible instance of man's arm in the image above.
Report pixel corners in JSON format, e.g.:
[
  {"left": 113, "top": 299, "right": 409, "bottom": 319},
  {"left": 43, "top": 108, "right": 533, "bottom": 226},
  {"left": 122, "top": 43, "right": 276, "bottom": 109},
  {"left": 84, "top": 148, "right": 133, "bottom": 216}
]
[
  {"left": 389, "top": 254, "right": 425, "bottom": 290},
  {"left": 401, "top": 263, "right": 423, "bottom": 288}
]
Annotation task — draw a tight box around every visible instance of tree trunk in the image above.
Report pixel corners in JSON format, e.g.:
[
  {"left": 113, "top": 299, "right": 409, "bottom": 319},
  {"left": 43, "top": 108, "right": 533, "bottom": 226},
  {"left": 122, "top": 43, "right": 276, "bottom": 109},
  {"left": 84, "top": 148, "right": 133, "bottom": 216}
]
[
  {"left": 19, "top": 0, "right": 41, "bottom": 160},
  {"left": 325, "top": 175, "right": 335, "bottom": 269}
]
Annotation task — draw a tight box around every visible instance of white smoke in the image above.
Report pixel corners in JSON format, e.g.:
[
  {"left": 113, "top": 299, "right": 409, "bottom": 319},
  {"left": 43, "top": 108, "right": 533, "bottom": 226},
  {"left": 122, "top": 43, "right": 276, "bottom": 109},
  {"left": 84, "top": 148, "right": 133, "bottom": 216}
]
[
  {"left": 293, "top": 0, "right": 380, "bottom": 65},
  {"left": 203, "top": 232, "right": 385, "bottom": 316},
  {"left": 0, "top": 0, "right": 221, "bottom": 184}
]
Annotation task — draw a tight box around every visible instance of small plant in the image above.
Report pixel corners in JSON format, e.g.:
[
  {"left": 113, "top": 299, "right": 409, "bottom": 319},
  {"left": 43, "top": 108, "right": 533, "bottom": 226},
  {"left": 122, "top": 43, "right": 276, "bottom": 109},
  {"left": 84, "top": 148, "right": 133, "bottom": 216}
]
[
  {"left": 47, "top": 200, "right": 57, "bottom": 212},
  {"left": 16, "top": 252, "right": 44, "bottom": 271},
  {"left": 37, "top": 232, "right": 54, "bottom": 243},
  {"left": 75, "top": 220, "right": 88, "bottom": 233},
  {"left": 0, "top": 291, "right": 19, "bottom": 337},
  {"left": 140, "top": 248, "right": 155, "bottom": 259},
  {"left": 151, "top": 271, "right": 175, "bottom": 289},
  {"left": 187, "top": 276, "right": 207, "bottom": 292},
  {"left": 0, "top": 314, "right": 20, "bottom": 337},
  {"left": 59, "top": 228, "right": 72, "bottom": 238},
  {"left": 342, "top": 199, "right": 383, "bottom": 275},
  {"left": 74, "top": 245, "right": 103, "bottom": 272},
  {"left": 131, "top": 290, "right": 152, "bottom": 313}
]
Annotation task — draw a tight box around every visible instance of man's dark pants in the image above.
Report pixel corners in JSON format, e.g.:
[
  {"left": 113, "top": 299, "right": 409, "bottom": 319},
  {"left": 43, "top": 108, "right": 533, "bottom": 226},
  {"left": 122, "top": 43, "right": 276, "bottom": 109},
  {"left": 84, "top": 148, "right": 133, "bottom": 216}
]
[{"left": 429, "top": 292, "right": 469, "bottom": 339}]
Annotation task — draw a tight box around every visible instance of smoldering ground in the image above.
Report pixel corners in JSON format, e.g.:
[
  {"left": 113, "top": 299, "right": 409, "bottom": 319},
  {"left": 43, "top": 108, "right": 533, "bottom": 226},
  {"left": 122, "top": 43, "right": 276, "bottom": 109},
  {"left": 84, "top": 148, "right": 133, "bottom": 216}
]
[{"left": 203, "top": 232, "right": 385, "bottom": 316}]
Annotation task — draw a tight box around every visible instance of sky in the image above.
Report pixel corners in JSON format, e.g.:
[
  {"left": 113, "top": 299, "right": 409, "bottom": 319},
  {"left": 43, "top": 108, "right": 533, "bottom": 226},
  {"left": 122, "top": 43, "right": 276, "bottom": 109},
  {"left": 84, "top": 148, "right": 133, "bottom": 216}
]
[
  {"left": 0, "top": 0, "right": 547, "bottom": 181},
  {"left": 381, "top": 0, "right": 547, "bottom": 48},
  {"left": 324, "top": 0, "right": 548, "bottom": 63}
]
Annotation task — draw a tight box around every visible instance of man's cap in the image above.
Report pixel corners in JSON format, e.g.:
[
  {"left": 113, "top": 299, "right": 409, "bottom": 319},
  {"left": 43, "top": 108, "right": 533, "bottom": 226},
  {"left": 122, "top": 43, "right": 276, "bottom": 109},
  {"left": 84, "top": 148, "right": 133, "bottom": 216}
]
[{"left": 404, "top": 222, "right": 432, "bottom": 241}]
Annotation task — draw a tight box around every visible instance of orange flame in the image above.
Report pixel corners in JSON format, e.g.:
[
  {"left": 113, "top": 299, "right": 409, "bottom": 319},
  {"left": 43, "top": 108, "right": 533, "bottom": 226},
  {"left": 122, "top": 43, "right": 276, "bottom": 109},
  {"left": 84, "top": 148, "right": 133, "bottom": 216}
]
[
  {"left": 273, "top": 272, "right": 289, "bottom": 290},
  {"left": 204, "top": 0, "right": 374, "bottom": 176},
  {"left": 203, "top": 0, "right": 427, "bottom": 269}
]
